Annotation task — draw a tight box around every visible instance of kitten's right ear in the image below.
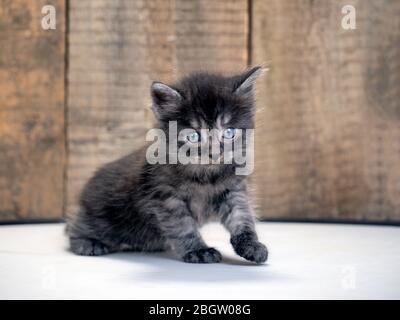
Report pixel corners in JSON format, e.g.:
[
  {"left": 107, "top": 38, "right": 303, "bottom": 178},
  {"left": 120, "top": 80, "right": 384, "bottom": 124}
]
[{"left": 150, "top": 82, "right": 182, "bottom": 120}]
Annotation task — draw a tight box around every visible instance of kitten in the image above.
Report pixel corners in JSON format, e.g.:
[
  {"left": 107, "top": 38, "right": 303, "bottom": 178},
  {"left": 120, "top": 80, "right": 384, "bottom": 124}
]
[{"left": 67, "top": 66, "right": 268, "bottom": 264}]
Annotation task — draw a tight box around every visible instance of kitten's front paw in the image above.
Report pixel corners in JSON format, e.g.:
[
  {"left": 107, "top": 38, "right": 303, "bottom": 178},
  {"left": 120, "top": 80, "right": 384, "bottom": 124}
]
[
  {"left": 70, "top": 237, "right": 111, "bottom": 256},
  {"left": 231, "top": 233, "right": 268, "bottom": 264},
  {"left": 182, "top": 247, "right": 222, "bottom": 263}
]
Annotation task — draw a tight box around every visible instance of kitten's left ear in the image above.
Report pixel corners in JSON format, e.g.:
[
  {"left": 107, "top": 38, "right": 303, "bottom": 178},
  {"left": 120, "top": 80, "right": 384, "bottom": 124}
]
[{"left": 233, "top": 66, "right": 263, "bottom": 98}]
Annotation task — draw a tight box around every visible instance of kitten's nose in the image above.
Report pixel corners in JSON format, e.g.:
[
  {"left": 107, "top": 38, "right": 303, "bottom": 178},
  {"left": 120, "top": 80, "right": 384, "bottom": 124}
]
[
  {"left": 208, "top": 140, "right": 222, "bottom": 163},
  {"left": 209, "top": 152, "right": 221, "bottom": 163}
]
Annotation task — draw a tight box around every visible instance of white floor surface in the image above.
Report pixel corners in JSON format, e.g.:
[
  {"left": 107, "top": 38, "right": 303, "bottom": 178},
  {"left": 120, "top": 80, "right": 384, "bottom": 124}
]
[{"left": 0, "top": 222, "right": 399, "bottom": 299}]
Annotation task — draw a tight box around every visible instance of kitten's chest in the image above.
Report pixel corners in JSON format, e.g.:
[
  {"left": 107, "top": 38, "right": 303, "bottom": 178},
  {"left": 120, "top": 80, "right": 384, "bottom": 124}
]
[{"left": 185, "top": 185, "right": 221, "bottom": 224}]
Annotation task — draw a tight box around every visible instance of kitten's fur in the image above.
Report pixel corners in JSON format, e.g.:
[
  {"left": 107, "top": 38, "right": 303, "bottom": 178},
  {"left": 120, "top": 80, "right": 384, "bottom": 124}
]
[{"left": 67, "top": 67, "right": 268, "bottom": 264}]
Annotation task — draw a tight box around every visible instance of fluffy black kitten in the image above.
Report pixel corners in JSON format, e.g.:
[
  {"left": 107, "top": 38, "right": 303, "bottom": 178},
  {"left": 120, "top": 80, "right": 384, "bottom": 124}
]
[{"left": 67, "top": 66, "right": 268, "bottom": 264}]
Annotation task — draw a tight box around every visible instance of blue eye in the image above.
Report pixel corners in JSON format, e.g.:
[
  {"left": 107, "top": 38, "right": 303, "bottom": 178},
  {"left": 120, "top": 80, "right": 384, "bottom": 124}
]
[
  {"left": 223, "top": 128, "right": 236, "bottom": 139},
  {"left": 187, "top": 131, "right": 200, "bottom": 143}
]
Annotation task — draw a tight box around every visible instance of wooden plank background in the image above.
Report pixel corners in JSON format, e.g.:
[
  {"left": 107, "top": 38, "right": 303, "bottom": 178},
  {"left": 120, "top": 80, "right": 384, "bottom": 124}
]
[
  {"left": 252, "top": 0, "right": 400, "bottom": 221},
  {"left": 1, "top": 0, "right": 399, "bottom": 222},
  {"left": 0, "top": 0, "right": 65, "bottom": 220}
]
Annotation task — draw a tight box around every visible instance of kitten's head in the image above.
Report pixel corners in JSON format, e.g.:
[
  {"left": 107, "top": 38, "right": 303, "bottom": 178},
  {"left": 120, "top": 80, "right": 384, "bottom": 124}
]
[{"left": 150, "top": 66, "right": 262, "bottom": 178}]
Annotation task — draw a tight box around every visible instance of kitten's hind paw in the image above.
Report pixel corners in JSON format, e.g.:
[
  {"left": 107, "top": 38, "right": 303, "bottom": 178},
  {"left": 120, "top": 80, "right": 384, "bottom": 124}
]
[
  {"left": 70, "top": 237, "right": 111, "bottom": 256},
  {"left": 182, "top": 247, "right": 222, "bottom": 263}
]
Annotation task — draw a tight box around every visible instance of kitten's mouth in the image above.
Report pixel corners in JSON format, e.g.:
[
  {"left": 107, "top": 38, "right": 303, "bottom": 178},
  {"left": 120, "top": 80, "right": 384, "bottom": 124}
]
[
  {"left": 209, "top": 154, "right": 222, "bottom": 163},
  {"left": 186, "top": 154, "right": 227, "bottom": 165}
]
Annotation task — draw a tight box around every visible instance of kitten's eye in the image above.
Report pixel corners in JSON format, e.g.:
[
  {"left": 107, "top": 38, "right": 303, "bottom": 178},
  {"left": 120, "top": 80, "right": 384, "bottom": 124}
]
[
  {"left": 187, "top": 131, "right": 201, "bottom": 143},
  {"left": 223, "top": 128, "right": 236, "bottom": 139}
]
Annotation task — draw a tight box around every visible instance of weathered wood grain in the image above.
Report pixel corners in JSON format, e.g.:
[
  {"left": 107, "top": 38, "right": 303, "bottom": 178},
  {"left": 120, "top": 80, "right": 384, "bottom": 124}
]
[
  {"left": 3, "top": 0, "right": 399, "bottom": 223},
  {"left": 252, "top": 0, "right": 400, "bottom": 221},
  {"left": 66, "top": 0, "right": 248, "bottom": 215},
  {"left": 0, "top": 0, "right": 66, "bottom": 220}
]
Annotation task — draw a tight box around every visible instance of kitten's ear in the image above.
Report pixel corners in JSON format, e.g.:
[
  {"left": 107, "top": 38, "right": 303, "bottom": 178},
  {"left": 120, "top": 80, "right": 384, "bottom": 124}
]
[
  {"left": 150, "top": 81, "right": 182, "bottom": 119},
  {"left": 233, "top": 66, "right": 263, "bottom": 98}
]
